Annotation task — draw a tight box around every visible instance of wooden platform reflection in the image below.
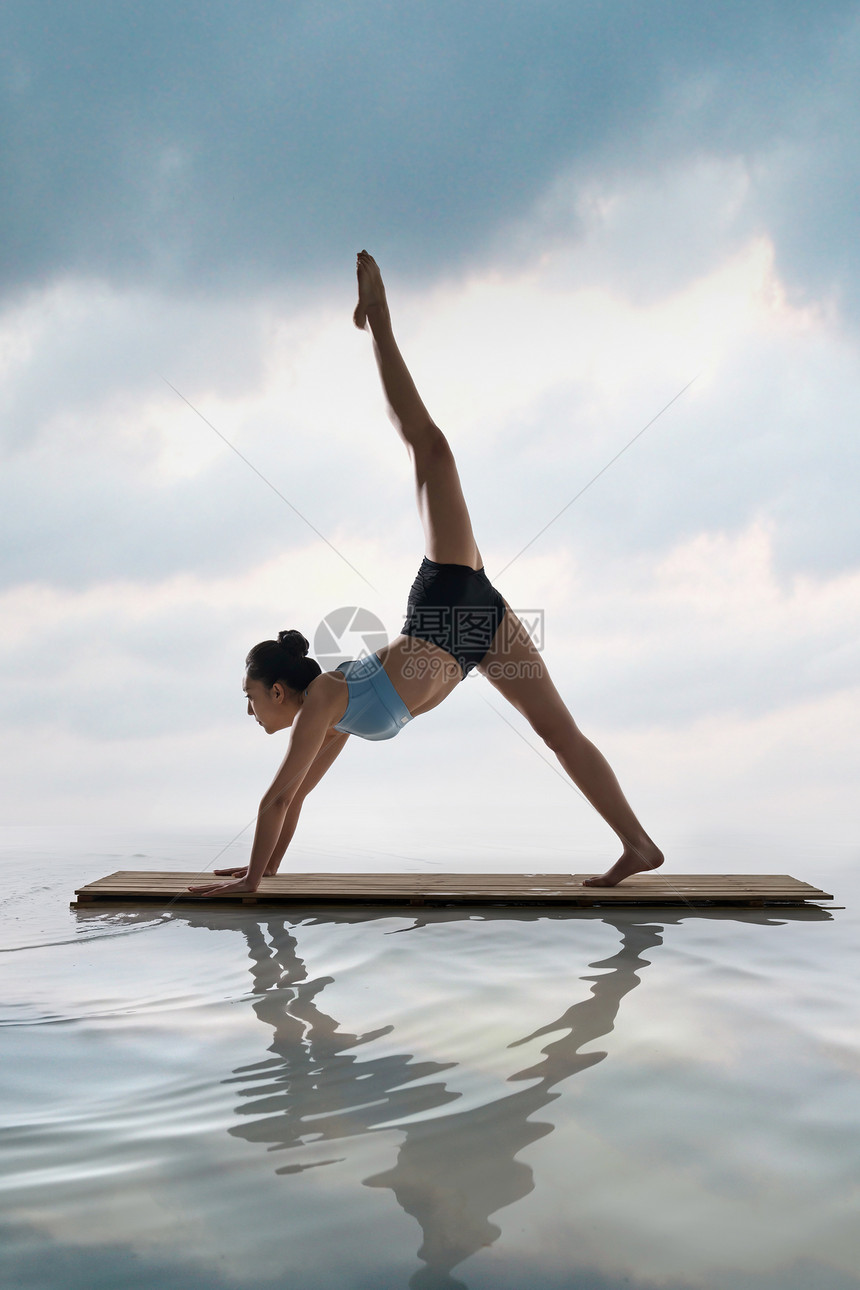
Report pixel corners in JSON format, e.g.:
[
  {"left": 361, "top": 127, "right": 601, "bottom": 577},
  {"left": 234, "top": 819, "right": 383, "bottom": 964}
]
[{"left": 72, "top": 871, "right": 834, "bottom": 908}]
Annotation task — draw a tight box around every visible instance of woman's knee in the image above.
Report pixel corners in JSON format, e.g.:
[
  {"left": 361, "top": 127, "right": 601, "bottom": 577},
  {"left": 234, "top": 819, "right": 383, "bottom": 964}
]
[
  {"left": 526, "top": 703, "right": 582, "bottom": 753},
  {"left": 405, "top": 418, "right": 447, "bottom": 456},
  {"left": 424, "top": 424, "right": 454, "bottom": 464},
  {"left": 538, "top": 720, "right": 569, "bottom": 754},
  {"left": 412, "top": 432, "right": 461, "bottom": 495}
]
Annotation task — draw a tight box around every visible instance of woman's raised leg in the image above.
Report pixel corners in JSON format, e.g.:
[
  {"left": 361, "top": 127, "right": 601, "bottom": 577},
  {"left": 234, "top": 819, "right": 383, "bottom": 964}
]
[
  {"left": 355, "top": 251, "right": 482, "bottom": 569},
  {"left": 478, "top": 605, "right": 664, "bottom": 885}
]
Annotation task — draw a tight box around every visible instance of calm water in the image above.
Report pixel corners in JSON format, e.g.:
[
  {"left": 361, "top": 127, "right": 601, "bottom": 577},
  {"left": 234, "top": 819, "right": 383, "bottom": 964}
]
[{"left": 2, "top": 827, "right": 858, "bottom": 1290}]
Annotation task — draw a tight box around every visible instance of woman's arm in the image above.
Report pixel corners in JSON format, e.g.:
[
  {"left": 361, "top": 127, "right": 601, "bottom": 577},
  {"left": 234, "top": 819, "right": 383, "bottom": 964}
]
[
  {"left": 263, "top": 730, "right": 349, "bottom": 874},
  {"left": 189, "top": 694, "right": 346, "bottom": 896},
  {"left": 213, "top": 731, "right": 350, "bottom": 879}
]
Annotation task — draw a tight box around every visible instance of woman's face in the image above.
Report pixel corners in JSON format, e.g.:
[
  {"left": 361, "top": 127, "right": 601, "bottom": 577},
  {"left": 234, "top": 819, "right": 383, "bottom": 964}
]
[{"left": 243, "top": 673, "right": 299, "bottom": 734}]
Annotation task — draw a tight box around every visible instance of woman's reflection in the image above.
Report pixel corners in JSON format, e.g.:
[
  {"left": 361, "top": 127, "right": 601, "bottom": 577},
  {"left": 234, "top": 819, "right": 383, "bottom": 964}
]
[
  {"left": 223, "top": 919, "right": 459, "bottom": 1161},
  {"left": 172, "top": 905, "right": 819, "bottom": 1290},
  {"left": 362, "top": 914, "right": 665, "bottom": 1288}
]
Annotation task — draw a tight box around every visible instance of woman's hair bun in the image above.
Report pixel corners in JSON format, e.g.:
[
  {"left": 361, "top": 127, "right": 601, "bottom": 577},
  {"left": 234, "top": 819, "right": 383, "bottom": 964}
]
[
  {"left": 246, "top": 630, "right": 321, "bottom": 691},
  {"left": 277, "top": 629, "right": 310, "bottom": 659}
]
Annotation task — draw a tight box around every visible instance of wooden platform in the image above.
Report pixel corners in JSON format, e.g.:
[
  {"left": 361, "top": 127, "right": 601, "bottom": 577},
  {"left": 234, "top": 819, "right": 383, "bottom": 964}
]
[{"left": 71, "top": 872, "right": 834, "bottom": 909}]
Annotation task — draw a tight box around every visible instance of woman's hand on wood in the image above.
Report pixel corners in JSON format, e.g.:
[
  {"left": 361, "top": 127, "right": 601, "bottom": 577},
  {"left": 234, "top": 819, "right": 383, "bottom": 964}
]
[{"left": 187, "top": 876, "right": 259, "bottom": 897}]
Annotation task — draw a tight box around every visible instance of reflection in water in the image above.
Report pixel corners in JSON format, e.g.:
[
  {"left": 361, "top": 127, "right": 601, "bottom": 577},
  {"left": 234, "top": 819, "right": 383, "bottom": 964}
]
[
  {"left": 78, "top": 902, "right": 824, "bottom": 1290},
  {"left": 224, "top": 920, "right": 459, "bottom": 1168},
  {"left": 362, "top": 917, "right": 665, "bottom": 1289},
  {"left": 173, "top": 906, "right": 807, "bottom": 1290}
]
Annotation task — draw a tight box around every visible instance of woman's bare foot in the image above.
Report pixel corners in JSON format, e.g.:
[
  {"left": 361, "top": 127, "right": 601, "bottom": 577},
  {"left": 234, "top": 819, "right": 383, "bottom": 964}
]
[
  {"left": 583, "top": 840, "right": 664, "bottom": 887},
  {"left": 353, "top": 249, "right": 388, "bottom": 329}
]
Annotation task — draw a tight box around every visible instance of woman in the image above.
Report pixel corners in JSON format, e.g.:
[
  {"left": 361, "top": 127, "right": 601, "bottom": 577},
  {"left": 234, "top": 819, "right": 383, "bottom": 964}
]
[{"left": 190, "top": 253, "right": 663, "bottom": 897}]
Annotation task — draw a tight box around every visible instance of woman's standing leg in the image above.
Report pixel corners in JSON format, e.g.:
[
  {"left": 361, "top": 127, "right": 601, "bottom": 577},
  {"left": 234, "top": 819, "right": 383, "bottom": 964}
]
[
  {"left": 355, "top": 251, "right": 482, "bottom": 569},
  {"left": 479, "top": 605, "right": 664, "bottom": 885}
]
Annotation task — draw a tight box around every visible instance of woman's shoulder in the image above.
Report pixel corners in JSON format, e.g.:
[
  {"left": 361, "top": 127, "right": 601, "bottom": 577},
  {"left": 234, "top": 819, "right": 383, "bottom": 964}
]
[
  {"left": 313, "top": 666, "right": 349, "bottom": 687},
  {"left": 303, "top": 669, "right": 348, "bottom": 719}
]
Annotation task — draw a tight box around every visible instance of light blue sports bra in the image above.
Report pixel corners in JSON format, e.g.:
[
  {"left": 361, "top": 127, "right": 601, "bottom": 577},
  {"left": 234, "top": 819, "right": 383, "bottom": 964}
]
[{"left": 332, "top": 655, "right": 414, "bottom": 741}]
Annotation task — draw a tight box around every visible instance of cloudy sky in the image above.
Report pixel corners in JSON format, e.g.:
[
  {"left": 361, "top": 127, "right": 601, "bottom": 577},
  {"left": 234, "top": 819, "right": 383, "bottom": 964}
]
[{"left": 2, "top": 1, "right": 858, "bottom": 869}]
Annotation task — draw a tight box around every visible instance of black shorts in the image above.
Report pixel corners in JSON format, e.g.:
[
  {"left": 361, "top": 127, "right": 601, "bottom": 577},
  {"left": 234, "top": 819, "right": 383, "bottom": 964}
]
[{"left": 402, "top": 557, "right": 507, "bottom": 676}]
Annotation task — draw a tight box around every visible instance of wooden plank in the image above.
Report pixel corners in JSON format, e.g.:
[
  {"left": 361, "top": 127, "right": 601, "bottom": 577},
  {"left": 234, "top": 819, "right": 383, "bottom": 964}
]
[
  {"left": 72, "top": 872, "right": 824, "bottom": 890},
  {"left": 71, "top": 872, "right": 834, "bottom": 908},
  {"left": 76, "top": 871, "right": 827, "bottom": 893},
  {"left": 77, "top": 872, "right": 825, "bottom": 892}
]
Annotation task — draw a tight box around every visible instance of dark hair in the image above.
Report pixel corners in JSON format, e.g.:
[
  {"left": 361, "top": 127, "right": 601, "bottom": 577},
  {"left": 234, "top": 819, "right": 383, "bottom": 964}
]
[{"left": 245, "top": 629, "right": 322, "bottom": 693}]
